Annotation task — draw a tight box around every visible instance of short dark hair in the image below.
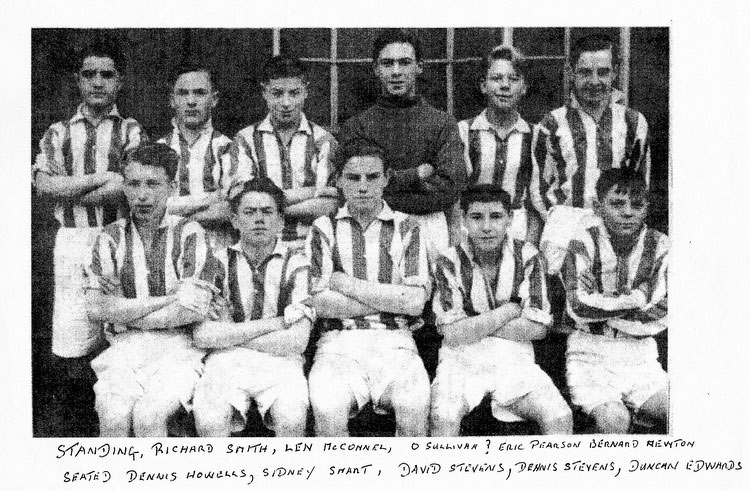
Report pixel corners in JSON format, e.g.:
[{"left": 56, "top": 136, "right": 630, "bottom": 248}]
[
  {"left": 228, "top": 177, "right": 286, "bottom": 215},
  {"left": 481, "top": 45, "right": 529, "bottom": 80},
  {"left": 372, "top": 29, "right": 422, "bottom": 62},
  {"left": 123, "top": 143, "right": 179, "bottom": 181},
  {"left": 261, "top": 55, "right": 307, "bottom": 84},
  {"left": 460, "top": 184, "right": 512, "bottom": 214},
  {"left": 333, "top": 138, "right": 387, "bottom": 177},
  {"left": 169, "top": 61, "right": 215, "bottom": 90},
  {"left": 76, "top": 38, "right": 126, "bottom": 74},
  {"left": 595, "top": 168, "right": 649, "bottom": 202},
  {"left": 570, "top": 34, "right": 619, "bottom": 67}
]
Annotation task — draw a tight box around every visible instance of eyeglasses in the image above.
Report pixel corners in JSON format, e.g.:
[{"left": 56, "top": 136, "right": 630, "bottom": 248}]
[{"left": 79, "top": 69, "right": 118, "bottom": 80}]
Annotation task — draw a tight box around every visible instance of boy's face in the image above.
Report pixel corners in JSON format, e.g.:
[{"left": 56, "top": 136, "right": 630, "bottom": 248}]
[
  {"left": 375, "top": 42, "right": 422, "bottom": 99},
  {"left": 481, "top": 58, "right": 526, "bottom": 112},
  {"left": 77, "top": 56, "right": 122, "bottom": 111},
  {"left": 231, "top": 191, "right": 283, "bottom": 247},
  {"left": 262, "top": 77, "right": 307, "bottom": 128},
  {"left": 464, "top": 201, "right": 511, "bottom": 254},
  {"left": 572, "top": 48, "right": 616, "bottom": 108},
  {"left": 170, "top": 71, "right": 217, "bottom": 130},
  {"left": 337, "top": 155, "right": 387, "bottom": 217},
  {"left": 122, "top": 161, "right": 174, "bottom": 224},
  {"left": 595, "top": 186, "right": 648, "bottom": 240}
]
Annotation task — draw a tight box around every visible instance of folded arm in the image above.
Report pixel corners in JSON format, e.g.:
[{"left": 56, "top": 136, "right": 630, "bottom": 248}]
[
  {"left": 310, "top": 289, "right": 380, "bottom": 319},
  {"left": 85, "top": 290, "right": 175, "bottom": 325},
  {"left": 193, "top": 316, "right": 285, "bottom": 349},
  {"left": 439, "top": 302, "right": 522, "bottom": 347},
  {"left": 330, "top": 271, "right": 428, "bottom": 317},
  {"left": 35, "top": 172, "right": 109, "bottom": 200},
  {"left": 241, "top": 318, "right": 312, "bottom": 356}
]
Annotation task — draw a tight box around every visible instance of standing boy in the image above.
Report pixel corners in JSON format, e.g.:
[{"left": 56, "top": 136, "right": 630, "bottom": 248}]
[
  {"left": 532, "top": 35, "right": 650, "bottom": 216},
  {"left": 230, "top": 55, "right": 338, "bottom": 247},
  {"left": 431, "top": 184, "right": 572, "bottom": 435},
  {"left": 562, "top": 168, "right": 668, "bottom": 433},
  {"left": 306, "top": 140, "right": 432, "bottom": 436},
  {"left": 338, "top": 29, "right": 466, "bottom": 258},
  {"left": 32, "top": 38, "right": 145, "bottom": 435},
  {"left": 458, "top": 45, "right": 541, "bottom": 244},
  {"left": 158, "top": 63, "right": 234, "bottom": 248},
  {"left": 192, "top": 177, "right": 312, "bottom": 437},
  {"left": 84, "top": 142, "right": 215, "bottom": 437}
]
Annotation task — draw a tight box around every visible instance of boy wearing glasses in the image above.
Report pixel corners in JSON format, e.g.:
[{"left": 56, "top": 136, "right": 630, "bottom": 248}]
[{"left": 458, "top": 45, "right": 541, "bottom": 245}]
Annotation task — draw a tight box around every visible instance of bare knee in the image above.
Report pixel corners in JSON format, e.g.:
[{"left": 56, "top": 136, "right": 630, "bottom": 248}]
[
  {"left": 271, "top": 399, "right": 309, "bottom": 437},
  {"left": 132, "top": 398, "right": 179, "bottom": 437},
  {"left": 96, "top": 396, "right": 135, "bottom": 437},
  {"left": 538, "top": 405, "right": 573, "bottom": 435},
  {"left": 194, "top": 401, "right": 234, "bottom": 437},
  {"left": 591, "top": 401, "right": 631, "bottom": 434},
  {"left": 429, "top": 396, "right": 466, "bottom": 437}
]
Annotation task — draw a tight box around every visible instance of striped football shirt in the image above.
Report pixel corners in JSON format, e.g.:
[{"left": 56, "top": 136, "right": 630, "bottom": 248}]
[
  {"left": 157, "top": 119, "right": 233, "bottom": 197},
  {"left": 532, "top": 91, "right": 650, "bottom": 216},
  {"left": 306, "top": 202, "right": 431, "bottom": 331},
  {"left": 212, "top": 241, "right": 313, "bottom": 330},
  {"left": 561, "top": 223, "right": 668, "bottom": 335},
  {"left": 85, "top": 214, "right": 213, "bottom": 303},
  {"left": 433, "top": 237, "right": 552, "bottom": 329},
  {"left": 458, "top": 110, "right": 536, "bottom": 211},
  {"left": 230, "top": 113, "right": 337, "bottom": 241},
  {"left": 33, "top": 104, "right": 145, "bottom": 228}
]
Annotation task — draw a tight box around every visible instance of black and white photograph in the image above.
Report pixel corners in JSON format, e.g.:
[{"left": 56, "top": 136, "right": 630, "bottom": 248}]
[
  {"left": 30, "top": 26, "right": 670, "bottom": 439},
  {"left": 3, "top": 0, "right": 749, "bottom": 488}
]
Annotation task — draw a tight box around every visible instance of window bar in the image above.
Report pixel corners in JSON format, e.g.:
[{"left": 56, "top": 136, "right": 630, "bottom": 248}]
[
  {"left": 503, "top": 26, "right": 513, "bottom": 46},
  {"left": 272, "top": 28, "right": 281, "bottom": 56},
  {"left": 563, "top": 28, "right": 571, "bottom": 100},
  {"left": 330, "top": 28, "right": 339, "bottom": 133},
  {"left": 446, "top": 28, "right": 454, "bottom": 116},
  {"left": 619, "top": 27, "right": 631, "bottom": 106}
]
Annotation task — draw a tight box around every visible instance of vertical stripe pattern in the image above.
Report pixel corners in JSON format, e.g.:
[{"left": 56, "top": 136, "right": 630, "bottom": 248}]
[
  {"left": 431, "top": 238, "right": 552, "bottom": 328},
  {"left": 534, "top": 98, "right": 651, "bottom": 213}
]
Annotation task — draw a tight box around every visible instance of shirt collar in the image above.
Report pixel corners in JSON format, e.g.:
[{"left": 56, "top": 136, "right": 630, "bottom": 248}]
[
  {"left": 230, "top": 238, "right": 288, "bottom": 259},
  {"left": 126, "top": 211, "right": 174, "bottom": 232},
  {"left": 568, "top": 88, "right": 625, "bottom": 111},
  {"left": 335, "top": 201, "right": 396, "bottom": 222},
  {"left": 459, "top": 234, "right": 510, "bottom": 265},
  {"left": 171, "top": 117, "right": 214, "bottom": 138},
  {"left": 71, "top": 104, "right": 122, "bottom": 124},
  {"left": 257, "top": 112, "right": 312, "bottom": 135},
  {"left": 470, "top": 109, "right": 530, "bottom": 134},
  {"left": 598, "top": 219, "right": 648, "bottom": 255}
]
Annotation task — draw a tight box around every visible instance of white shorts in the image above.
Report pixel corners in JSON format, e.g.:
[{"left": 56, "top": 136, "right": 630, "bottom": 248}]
[
  {"left": 52, "top": 227, "right": 102, "bottom": 358},
  {"left": 566, "top": 330, "right": 669, "bottom": 414},
  {"left": 194, "top": 347, "right": 308, "bottom": 432},
  {"left": 432, "top": 338, "right": 556, "bottom": 422},
  {"left": 411, "top": 210, "right": 450, "bottom": 260},
  {"left": 91, "top": 330, "right": 205, "bottom": 414},
  {"left": 310, "top": 330, "right": 429, "bottom": 416}
]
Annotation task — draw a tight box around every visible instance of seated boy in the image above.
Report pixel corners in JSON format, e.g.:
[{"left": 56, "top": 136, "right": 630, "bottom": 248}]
[
  {"left": 306, "top": 140, "right": 432, "bottom": 437},
  {"left": 192, "top": 177, "right": 312, "bottom": 437},
  {"left": 431, "top": 184, "right": 572, "bottom": 436},
  {"left": 84, "top": 143, "right": 216, "bottom": 437},
  {"left": 562, "top": 168, "right": 668, "bottom": 433}
]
